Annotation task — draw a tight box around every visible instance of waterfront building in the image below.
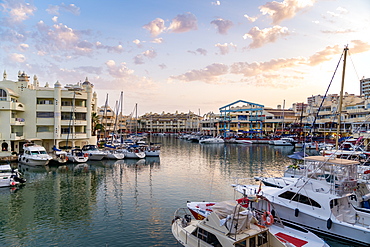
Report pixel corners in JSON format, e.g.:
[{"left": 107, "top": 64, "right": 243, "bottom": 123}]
[
  {"left": 139, "top": 111, "right": 201, "bottom": 134},
  {"left": 360, "top": 77, "right": 370, "bottom": 98},
  {"left": 200, "top": 112, "right": 220, "bottom": 136},
  {"left": 0, "top": 71, "right": 98, "bottom": 153}
]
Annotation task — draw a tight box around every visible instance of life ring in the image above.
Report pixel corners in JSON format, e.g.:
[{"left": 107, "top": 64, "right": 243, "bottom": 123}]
[{"left": 262, "top": 211, "right": 274, "bottom": 226}]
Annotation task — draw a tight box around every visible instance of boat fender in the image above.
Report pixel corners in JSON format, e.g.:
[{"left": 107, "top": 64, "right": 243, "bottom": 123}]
[
  {"left": 262, "top": 211, "right": 274, "bottom": 226},
  {"left": 327, "top": 218, "right": 332, "bottom": 229},
  {"left": 294, "top": 208, "right": 299, "bottom": 217}
]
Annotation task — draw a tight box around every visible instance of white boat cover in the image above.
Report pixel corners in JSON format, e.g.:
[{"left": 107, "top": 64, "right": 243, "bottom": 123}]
[{"left": 211, "top": 200, "right": 256, "bottom": 234}]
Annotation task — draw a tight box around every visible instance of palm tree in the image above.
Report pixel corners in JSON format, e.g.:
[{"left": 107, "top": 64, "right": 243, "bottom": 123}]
[{"left": 91, "top": 112, "right": 103, "bottom": 136}]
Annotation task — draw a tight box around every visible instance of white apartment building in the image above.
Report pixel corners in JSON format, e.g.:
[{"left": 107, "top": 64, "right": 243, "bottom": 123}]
[{"left": 0, "top": 71, "right": 98, "bottom": 153}]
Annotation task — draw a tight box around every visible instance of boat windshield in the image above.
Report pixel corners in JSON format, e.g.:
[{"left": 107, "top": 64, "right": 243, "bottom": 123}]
[{"left": 31, "top": 150, "right": 47, "bottom": 155}]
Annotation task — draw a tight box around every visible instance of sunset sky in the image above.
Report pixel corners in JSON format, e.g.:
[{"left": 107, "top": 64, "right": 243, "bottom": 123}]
[{"left": 0, "top": 0, "right": 369, "bottom": 115}]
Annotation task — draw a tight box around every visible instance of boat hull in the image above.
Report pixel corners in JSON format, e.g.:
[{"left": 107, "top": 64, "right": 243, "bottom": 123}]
[
  {"left": 18, "top": 155, "right": 50, "bottom": 166},
  {"left": 271, "top": 202, "right": 370, "bottom": 245}
]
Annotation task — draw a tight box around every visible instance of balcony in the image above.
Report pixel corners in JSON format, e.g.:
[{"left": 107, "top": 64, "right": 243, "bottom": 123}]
[
  {"left": 10, "top": 118, "right": 25, "bottom": 126},
  {"left": 0, "top": 101, "right": 25, "bottom": 111},
  {"left": 10, "top": 132, "right": 24, "bottom": 140}
]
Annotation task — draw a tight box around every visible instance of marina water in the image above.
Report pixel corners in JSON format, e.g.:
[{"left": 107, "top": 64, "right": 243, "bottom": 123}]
[{"left": 0, "top": 136, "right": 358, "bottom": 246}]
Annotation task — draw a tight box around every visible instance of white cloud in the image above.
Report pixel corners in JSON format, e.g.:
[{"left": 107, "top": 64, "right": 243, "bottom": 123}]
[
  {"left": 46, "top": 3, "right": 80, "bottom": 16},
  {"left": 8, "top": 53, "right": 26, "bottom": 63},
  {"left": 243, "top": 26, "right": 290, "bottom": 49},
  {"left": 18, "top": 43, "right": 29, "bottom": 51},
  {"left": 0, "top": 0, "right": 37, "bottom": 24},
  {"left": 215, "top": 43, "right": 237, "bottom": 55},
  {"left": 143, "top": 50, "right": 157, "bottom": 59},
  {"left": 168, "top": 13, "right": 198, "bottom": 33},
  {"left": 52, "top": 16, "right": 58, "bottom": 22},
  {"left": 259, "top": 0, "right": 316, "bottom": 25},
  {"left": 210, "top": 18, "right": 233, "bottom": 34},
  {"left": 151, "top": 38, "right": 163, "bottom": 44},
  {"left": 244, "top": 14, "right": 258, "bottom": 23},
  {"left": 211, "top": 1, "right": 221, "bottom": 6},
  {"left": 169, "top": 63, "right": 229, "bottom": 83},
  {"left": 143, "top": 18, "right": 166, "bottom": 37}
]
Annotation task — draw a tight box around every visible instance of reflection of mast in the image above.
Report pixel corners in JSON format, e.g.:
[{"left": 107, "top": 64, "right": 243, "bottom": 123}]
[{"left": 335, "top": 46, "right": 348, "bottom": 149}]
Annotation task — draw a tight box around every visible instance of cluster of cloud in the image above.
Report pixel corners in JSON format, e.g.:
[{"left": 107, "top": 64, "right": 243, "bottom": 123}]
[
  {"left": 215, "top": 43, "right": 237, "bottom": 55},
  {"left": 0, "top": 0, "right": 36, "bottom": 25},
  {"left": 259, "top": 0, "right": 316, "bottom": 25},
  {"left": 46, "top": 3, "right": 80, "bottom": 16},
  {"left": 170, "top": 40, "right": 370, "bottom": 86},
  {"left": 143, "top": 13, "right": 198, "bottom": 37},
  {"left": 244, "top": 26, "right": 289, "bottom": 49},
  {"left": 133, "top": 50, "right": 157, "bottom": 65}
]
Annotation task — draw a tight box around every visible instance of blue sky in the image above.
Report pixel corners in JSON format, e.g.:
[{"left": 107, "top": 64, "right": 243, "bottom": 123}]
[{"left": 1, "top": 0, "right": 370, "bottom": 115}]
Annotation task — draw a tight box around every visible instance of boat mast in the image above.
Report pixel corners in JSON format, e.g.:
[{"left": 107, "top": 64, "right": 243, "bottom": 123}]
[{"left": 335, "top": 46, "right": 348, "bottom": 149}]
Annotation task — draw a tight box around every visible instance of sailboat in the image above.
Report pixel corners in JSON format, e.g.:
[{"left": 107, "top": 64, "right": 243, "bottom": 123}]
[{"left": 119, "top": 103, "right": 145, "bottom": 159}]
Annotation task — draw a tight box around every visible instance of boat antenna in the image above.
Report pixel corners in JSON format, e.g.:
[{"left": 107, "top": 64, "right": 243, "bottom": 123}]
[{"left": 335, "top": 46, "right": 348, "bottom": 149}]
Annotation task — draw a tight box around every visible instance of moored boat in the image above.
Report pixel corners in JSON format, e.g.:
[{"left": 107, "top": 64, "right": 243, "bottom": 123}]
[
  {"left": 233, "top": 156, "right": 370, "bottom": 246},
  {"left": 172, "top": 200, "right": 286, "bottom": 247},
  {"left": 187, "top": 198, "right": 329, "bottom": 247},
  {"left": 66, "top": 148, "right": 89, "bottom": 163},
  {"left": 0, "top": 164, "right": 26, "bottom": 187},
  {"left": 82, "top": 145, "right": 107, "bottom": 161},
  {"left": 18, "top": 143, "right": 53, "bottom": 166}
]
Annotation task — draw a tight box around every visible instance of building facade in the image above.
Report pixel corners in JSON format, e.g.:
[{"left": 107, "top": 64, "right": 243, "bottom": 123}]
[{"left": 0, "top": 71, "right": 98, "bottom": 153}]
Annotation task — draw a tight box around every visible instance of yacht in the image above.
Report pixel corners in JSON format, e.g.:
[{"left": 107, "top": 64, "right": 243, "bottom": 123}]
[
  {"left": 0, "top": 164, "right": 26, "bottom": 187},
  {"left": 187, "top": 198, "right": 329, "bottom": 247},
  {"left": 199, "top": 136, "right": 224, "bottom": 144},
  {"left": 18, "top": 143, "right": 53, "bottom": 166},
  {"left": 119, "top": 145, "right": 145, "bottom": 159},
  {"left": 233, "top": 156, "right": 370, "bottom": 245},
  {"left": 66, "top": 148, "right": 89, "bottom": 163},
  {"left": 81, "top": 145, "right": 107, "bottom": 161},
  {"left": 172, "top": 200, "right": 286, "bottom": 247}
]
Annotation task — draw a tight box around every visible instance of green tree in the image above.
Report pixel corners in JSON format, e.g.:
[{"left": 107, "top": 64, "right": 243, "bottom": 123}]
[{"left": 91, "top": 112, "right": 104, "bottom": 136}]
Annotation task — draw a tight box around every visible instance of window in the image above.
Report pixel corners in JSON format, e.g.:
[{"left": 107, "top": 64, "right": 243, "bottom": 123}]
[
  {"left": 36, "top": 112, "right": 54, "bottom": 118},
  {"left": 61, "top": 128, "right": 71, "bottom": 134},
  {"left": 192, "top": 227, "right": 221, "bottom": 246},
  {"left": 258, "top": 232, "right": 268, "bottom": 245},
  {"left": 278, "top": 191, "right": 321, "bottom": 208},
  {"left": 37, "top": 99, "right": 54, "bottom": 104},
  {"left": 0, "top": 89, "right": 7, "bottom": 101},
  {"left": 37, "top": 126, "right": 51, "bottom": 132}
]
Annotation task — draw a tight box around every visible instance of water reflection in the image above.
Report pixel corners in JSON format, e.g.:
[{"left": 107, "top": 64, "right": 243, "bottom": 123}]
[{"left": 0, "top": 137, "right": 346, "bottom": 246}]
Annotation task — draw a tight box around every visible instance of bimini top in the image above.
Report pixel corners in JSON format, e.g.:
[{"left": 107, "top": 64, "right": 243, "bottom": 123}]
[{"left": 304, "top": 155, "right": 360, "bottom": 166}]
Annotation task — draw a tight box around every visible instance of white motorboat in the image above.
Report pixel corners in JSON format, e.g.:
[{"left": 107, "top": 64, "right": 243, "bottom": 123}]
[
  {"left": 235, "top": 139, "right": 253, "bottom": 144},
  {"left": 120, "top": 145, "right": 145, "bottom": 159},
  {"left": 81, "top": 145, "right": 107, "bottom": 161},
  {"left": 0, "top": 164, "right": 26, "bottom": 187},
  {"left": 187, "top": 198, "right": 329, "bottom": 247},
  {"left": 172, "top": 200, "right": 286, "bottom": 247},
  {"left": 18, "top": 143, "right": 53, "bottom": 166},
  {"left": 104, "top": 149, "right": 125, "bottom": 160},
  {"left": 233, "top": 156, "right": 370, "bottom": 246},
  {"left": 66, "top": 148, "right": 89, "bottom": 163},
  {"left": 143, "top": 144, "right": 160, "bottom": 157},
  {"left": 270, "top": 138, "right": 295, "bottom": 146},
  {"left": 199, "top": 136, "right": 224, "bottom": 144}
]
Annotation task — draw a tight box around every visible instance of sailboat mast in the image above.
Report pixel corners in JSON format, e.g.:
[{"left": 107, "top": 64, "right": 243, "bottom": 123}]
[{"left": 335, "top": 46, "right": 348, "bottom": 149}]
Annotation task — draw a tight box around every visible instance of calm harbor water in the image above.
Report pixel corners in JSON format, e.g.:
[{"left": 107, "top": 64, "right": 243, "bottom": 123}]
[{"left": 0, "top": 136, "right": 357, "bottom": 247}]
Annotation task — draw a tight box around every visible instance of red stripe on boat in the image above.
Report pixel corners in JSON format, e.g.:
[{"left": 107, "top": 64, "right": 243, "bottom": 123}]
[{"left": 275, "top": 232, "right": 308, "bottom": 247}]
